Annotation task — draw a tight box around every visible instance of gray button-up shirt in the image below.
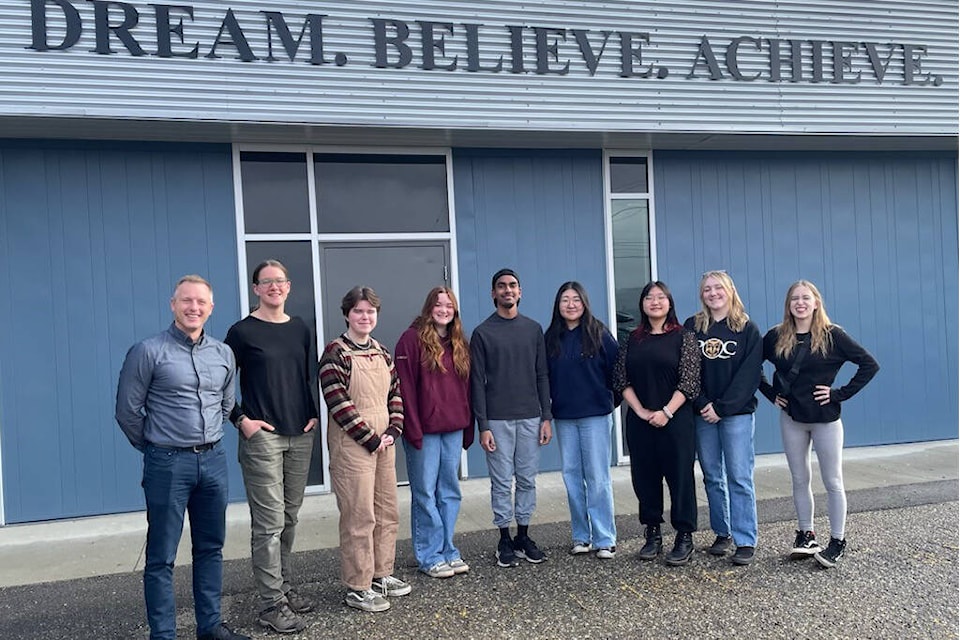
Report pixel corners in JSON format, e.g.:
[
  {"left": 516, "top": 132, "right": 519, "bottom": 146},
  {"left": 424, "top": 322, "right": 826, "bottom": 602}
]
[{"left": 116, "top": 323, "right": 236, "bottom": 450}]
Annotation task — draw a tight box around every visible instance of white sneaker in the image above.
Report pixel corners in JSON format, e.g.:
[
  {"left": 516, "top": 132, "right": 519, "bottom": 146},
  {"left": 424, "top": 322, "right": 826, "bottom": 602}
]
[
  {"left": 447, "top": 558, "right": 470, "bottom": 574},
  {"left": 421, "top": 562, "right": 455, "bottom": 579},
  {"left": 595, "top": 546, "right": 617, "bottom": 560},
  {"left": 345, "top": 589, "right": 390, "bottom": 612},
  {"left": 569, "top": 542, "right": 592, "bottom": 555},
  {"left": 372, "top": 575, "right": 412, "bottom": 597}
]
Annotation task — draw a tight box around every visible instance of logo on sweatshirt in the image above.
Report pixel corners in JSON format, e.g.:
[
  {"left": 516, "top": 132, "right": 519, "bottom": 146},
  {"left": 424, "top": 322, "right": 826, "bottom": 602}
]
[{"left": 700, "top": 338, "right": 737, "bottom": 360}]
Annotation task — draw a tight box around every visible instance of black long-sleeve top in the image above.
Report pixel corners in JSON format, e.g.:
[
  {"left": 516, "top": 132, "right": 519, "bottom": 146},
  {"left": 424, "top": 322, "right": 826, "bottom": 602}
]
[
  {"left": 224, "top": 315, "right": 320, "bottom": 437},
  {"left": 683, "top": 316, "right": 762, "bottom": 417},
  {"left": 759, "top": 325, "right": 879, "bottom": 424},
  {"left": 613, "top": 329, "right": 701, "bottom": 409}
]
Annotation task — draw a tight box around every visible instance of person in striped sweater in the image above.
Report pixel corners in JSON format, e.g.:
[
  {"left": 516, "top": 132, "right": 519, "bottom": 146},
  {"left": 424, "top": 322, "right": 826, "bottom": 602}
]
[{"left": 319, "top": 286, "right": 408, "bottom": 613}]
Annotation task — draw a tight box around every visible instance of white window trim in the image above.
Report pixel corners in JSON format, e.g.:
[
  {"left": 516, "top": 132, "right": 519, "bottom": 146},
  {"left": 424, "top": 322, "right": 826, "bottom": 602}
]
[
  {"left": 603, "top": 149, "right": 655, "bottom": 465},
  {"left": 231, "top": 144, "right": 464, "bottom": 492}
]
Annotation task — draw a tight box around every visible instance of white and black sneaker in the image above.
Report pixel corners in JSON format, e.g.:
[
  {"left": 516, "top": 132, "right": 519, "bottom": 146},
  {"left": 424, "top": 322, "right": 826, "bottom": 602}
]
[
  {"left": 372, "top": 575, "right": 412, "bottom": 597},
  {"left": 814, "top": 537, "right": 846, "bottom": 568},
  {"left": 790, "top": 530, "right": 821, "bottom": 559},
  {"left": 345, "top": 589, "right": 390, "bottom": 613}
]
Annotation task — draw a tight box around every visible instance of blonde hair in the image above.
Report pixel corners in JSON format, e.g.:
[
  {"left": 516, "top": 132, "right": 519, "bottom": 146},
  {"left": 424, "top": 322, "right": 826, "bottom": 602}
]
[
  {"left": 693, "top": 270, "right": 749, "bottom": 333},
  {"left": 413, "top": 287, "right": 470, "bottom": 378},
  {"left": 774, "top": 280, "right": 834, "bottom": 358},
  {"left": 173, "top": 274, "right": 213, "bottom": 298}
]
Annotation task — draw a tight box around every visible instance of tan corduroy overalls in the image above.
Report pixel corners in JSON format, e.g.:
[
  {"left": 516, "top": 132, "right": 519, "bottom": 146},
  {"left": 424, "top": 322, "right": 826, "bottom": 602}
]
[{"left": 328, "top": 345, "right": 400, "bottom": 591}]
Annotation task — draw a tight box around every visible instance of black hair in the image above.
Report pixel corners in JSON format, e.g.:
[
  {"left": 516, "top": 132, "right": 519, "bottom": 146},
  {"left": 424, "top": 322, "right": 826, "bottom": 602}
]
[{"left": 544, "top": 281, "right": 607, "bottom": 358}]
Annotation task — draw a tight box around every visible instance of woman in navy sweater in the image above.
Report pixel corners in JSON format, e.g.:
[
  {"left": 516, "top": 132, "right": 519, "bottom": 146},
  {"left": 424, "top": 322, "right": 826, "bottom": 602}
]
[
  {"left": 759, "top": 280, "right": 879, "bottom": 568},
  {"left": 545, "top": 282, "right": 620, "bottom": 559},
  {"left": 395, "top": 287, "right": 474, "bottom": 579}
]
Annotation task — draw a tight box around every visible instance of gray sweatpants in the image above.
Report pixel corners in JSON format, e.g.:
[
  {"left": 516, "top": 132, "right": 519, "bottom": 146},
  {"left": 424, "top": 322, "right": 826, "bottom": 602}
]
[
  {"left": 780, "top": 412, "right": 846, "bottom": 539},
  {"left": 485, "top": 418, "right": 542, "bottom": 528}
]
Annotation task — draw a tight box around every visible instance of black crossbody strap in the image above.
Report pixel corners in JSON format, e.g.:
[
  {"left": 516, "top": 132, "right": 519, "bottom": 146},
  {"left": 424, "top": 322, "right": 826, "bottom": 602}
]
[{"left": 784, "top": 340, "right": 810, "bottom": 385}]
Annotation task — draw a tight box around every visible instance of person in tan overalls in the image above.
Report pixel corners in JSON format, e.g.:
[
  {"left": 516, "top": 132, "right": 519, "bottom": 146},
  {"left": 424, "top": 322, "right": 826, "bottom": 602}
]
[{"left": 319, "top": 286, "right": 409, "bottom": 613}]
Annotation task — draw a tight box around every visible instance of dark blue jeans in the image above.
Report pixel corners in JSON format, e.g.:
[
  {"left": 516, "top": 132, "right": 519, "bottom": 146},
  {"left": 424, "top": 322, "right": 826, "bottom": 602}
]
[{"left": 142, "top": 442, "right": 228, "bottom": 640}]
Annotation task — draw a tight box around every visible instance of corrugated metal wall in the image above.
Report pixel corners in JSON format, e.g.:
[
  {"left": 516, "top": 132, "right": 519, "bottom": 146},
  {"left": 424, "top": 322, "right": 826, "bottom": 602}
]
[
  {"left": 0, "top": 141, "right": 243, "bottom": 523},
  {"left": 1, "top": 0, "right": 955, "bottom": 134},
  {"left": 653, "top": 150, "right": 958, "bottom": 453},
  {"left": 453, "top": 148, "right": 607, "bottom": 477}
]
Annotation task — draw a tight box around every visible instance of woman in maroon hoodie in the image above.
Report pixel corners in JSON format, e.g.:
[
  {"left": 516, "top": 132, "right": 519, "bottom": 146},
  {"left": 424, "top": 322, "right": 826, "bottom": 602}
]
[{"left": 395, "top": 287, "right": 474, "bottom": 579}]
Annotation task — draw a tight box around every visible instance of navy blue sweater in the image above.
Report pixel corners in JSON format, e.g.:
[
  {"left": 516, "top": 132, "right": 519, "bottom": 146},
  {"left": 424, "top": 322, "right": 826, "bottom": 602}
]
[{"left": 547, "top": 325, "right": 620, "bottom": 420}]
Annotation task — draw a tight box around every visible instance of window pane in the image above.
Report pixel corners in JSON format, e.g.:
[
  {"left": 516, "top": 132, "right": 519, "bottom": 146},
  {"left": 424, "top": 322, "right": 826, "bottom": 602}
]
[
  {"left": 610, "top": 157, "right": 648, "bottom": 194},
  {"left": 243, "top": 241, "right": 324, "bottom": 486},
  {"left": 314, "top": 154, "right": 449, "bottom": 233},
  {"left": 240, "top": 152, "right": 310, "bottom": 234},
  {"left": 611, "top": 199, "right": 650, "bottom": 344}
]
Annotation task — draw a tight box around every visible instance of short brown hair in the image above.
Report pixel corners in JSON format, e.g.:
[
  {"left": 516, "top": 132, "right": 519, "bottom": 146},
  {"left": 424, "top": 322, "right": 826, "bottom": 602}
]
[{"left": 341, "top": 286, "right": 381, "bottom": 320}]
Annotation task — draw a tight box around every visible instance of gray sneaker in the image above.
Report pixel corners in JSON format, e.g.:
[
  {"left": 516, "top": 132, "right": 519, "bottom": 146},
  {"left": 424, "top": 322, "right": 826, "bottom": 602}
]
[
  {"left": 421, "top": 562, "right": 455, "bottom": 579},
  {"left": 345, "top": 589, "right": 390, "bottom": 612},
  {"left": 283, "top": 589, "right": 313, "bottom": 614},
  {"left": 258, "top": 602, "right": 307, "bottom": 634},
  {"left": 372, "top": 574, "right": 413, "bottom": 596}
]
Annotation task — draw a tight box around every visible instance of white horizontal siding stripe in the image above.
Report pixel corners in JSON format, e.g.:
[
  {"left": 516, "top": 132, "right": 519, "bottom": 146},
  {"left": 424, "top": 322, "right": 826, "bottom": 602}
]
[{"left": 0, "top": 0, "right": 955, "bottom": 135}]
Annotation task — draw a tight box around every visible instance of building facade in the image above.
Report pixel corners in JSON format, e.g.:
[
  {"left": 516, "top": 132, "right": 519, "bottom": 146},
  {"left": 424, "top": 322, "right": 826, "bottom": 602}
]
[{"left": 0, "top": 0, "right": 956, "bottom": 524}]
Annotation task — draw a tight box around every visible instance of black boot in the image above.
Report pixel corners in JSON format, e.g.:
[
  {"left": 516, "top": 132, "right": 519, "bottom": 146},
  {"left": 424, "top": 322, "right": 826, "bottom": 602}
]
[
  {"left": 665, "top": 531, "right": 694, "bottom": 566},
  {"left": 638, "top": 525, "right": 662, "bottom": 561}
]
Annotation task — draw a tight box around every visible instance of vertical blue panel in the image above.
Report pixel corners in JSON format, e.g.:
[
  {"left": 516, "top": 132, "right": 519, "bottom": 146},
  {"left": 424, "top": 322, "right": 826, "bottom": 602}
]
[
  {"left": 0, "top": 141, "right": 241, "bottom": 523},
  {"left": 453, "top": 149, "right": 605, "bottom": 478},
  {"left": 654, "top": 150, "right": 958, "bottom": 453}
]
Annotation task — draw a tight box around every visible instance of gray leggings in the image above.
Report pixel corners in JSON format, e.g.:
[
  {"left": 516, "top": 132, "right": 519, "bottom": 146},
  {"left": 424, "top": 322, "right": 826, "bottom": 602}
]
[{"left": 779, "top": 412, "right": 846, "bottom": 539}]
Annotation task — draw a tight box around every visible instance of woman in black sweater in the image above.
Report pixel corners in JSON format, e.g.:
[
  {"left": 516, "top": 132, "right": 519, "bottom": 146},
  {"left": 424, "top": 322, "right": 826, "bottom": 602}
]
[
  {"left": 225, "top": 260, "right": 319, "bottom": 633},
  {"left": 759, "top": 280, "right": 879, "bottom": 568},
  {"left": 684, "top": 271, "right": 762, "bottom": 566},
  {"left": 613, "top": 281, "right": 700, "bottom": 566}
]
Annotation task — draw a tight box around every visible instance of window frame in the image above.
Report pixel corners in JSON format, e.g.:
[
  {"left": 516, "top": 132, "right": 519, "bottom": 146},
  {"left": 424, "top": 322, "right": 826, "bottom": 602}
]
[{"left": 602, "top": 149, "right": 656, "bottom": 465}]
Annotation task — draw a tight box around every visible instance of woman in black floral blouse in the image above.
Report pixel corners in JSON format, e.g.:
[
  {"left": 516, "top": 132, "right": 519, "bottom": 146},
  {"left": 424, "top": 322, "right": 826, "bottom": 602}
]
[{"left": 614, "top": 281, "right": 700, "bottom": 566}]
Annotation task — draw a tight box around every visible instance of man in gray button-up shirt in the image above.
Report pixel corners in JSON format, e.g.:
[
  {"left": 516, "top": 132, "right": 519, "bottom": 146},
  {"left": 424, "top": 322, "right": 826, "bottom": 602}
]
[{"left": 115, "top": 275, "right": 248, "bottom": 640}]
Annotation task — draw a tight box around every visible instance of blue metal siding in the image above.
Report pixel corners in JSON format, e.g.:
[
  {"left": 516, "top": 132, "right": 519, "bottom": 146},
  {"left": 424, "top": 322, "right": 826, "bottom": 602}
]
[
  {"left": 453, "top": 149, "right": 607, "bottom": 477},
  {"left": 653, "top": 150, "right": 958, "bottom": 453},
  {"left": 0, "top": 141, "right": 241, "bottom": 523}
]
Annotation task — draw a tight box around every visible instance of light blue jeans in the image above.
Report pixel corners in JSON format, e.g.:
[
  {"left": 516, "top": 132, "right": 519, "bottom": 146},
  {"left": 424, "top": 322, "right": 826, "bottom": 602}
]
[
  {"left": 485, "top": 418, "right": 541, "bottom": 528},
  {"left": 555, "top": 414, "right": 617, "bottom": 549},
  {"left": 695, "top": 413, "right": 758, "bottom": 547},
  {"left": 403, "top": 431, "right": 464, "bottom": 571}
]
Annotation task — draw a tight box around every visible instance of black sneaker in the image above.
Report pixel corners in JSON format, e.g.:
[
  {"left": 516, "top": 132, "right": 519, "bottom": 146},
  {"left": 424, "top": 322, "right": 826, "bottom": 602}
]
[
  {"left": 638, "top": 525, "right": 662, "bottom": 561},
  {"left": 814, "top": 537, "right": 846, "bottom": 568},
  {"left": 708, "top": 535, "right": 734, "bottom": 556},
  {"left": 513, "top": 535, "right": 546, "bottom": 563},
  {"left": 731, "top": 546, "right": 756, "bottom": 566},
  {"left": 664, "top": 532, "right": 694, "bottom": 567},
  {"left": 790, "top": 530, "right": 822, "bottom": 559},
  {"left": 258, "top": 602, "right": 307, "bottom": 634},
  {"left": 496, "top": 537, "right": 520, "bottom": 567},
  {"left": 197, "top": 623, "right": 252, "bottom": 640}
]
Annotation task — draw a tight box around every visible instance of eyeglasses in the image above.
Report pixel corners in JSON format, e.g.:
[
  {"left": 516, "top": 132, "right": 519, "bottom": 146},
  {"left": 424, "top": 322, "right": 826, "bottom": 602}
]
[
  {"left": 257, "top": 278, "right": 290, "bottom": 287},
  {"left": 701, "top": 269, "right": 727, "bottom": 277}
]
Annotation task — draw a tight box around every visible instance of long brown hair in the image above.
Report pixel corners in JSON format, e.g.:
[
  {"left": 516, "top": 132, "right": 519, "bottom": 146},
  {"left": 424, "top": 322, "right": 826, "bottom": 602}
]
[
  {"left": 693, "top": 270, "right": 749, "bottom": 333},
  {"left": 414, "top": 287, "right": 470, "bottom": 378},
  {"left": 775, "top": 280, "right": 834, "bottom": 358}
]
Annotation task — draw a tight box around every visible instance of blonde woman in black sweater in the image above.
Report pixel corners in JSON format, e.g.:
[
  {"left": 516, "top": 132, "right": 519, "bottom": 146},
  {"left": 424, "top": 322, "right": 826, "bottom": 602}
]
[{"left": 759, "top": 280, "right": 879, "bottom": 568}]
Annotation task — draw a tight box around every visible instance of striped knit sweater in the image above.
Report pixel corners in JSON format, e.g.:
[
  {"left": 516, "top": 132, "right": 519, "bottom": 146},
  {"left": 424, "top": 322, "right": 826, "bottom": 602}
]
[{"left": 319, "top": 334, "right": 403, "bottom": 453}]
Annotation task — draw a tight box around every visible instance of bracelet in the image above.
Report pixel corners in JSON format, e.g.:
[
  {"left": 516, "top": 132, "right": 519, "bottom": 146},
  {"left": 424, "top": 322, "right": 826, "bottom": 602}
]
[{"left": 661, "top": 407, "right": 674, "bottom": 420}]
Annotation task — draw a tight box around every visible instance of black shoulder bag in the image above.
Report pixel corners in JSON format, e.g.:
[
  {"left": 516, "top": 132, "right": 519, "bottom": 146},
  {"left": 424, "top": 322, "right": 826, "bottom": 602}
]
[{"left": 773, "top": 339, "right": 810, "bottom": 397}]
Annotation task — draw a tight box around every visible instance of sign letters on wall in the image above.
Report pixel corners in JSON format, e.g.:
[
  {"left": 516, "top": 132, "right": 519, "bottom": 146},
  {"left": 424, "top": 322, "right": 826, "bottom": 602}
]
[{"left": 28, "top": 0, "right": 945, "bottom": 86}]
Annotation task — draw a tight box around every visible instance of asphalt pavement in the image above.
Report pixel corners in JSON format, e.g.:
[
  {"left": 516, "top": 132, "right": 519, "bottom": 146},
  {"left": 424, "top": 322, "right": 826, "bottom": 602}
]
[{"left": 0, "top": 441, "right": 956, "bottom": 639}]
